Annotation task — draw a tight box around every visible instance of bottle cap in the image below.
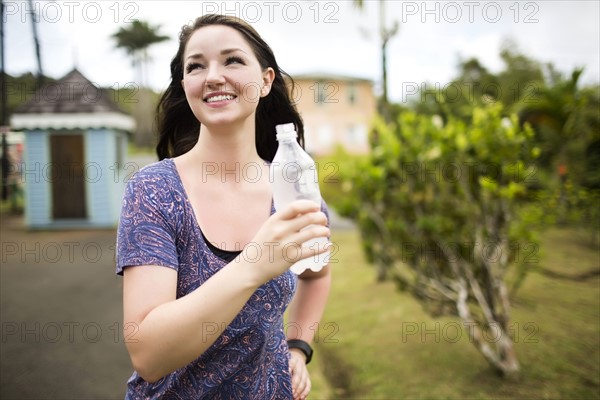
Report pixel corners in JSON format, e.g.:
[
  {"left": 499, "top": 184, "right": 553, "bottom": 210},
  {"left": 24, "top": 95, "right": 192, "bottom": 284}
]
[{"left": 275, "top": 123, "right": 297, "bottom": 141}]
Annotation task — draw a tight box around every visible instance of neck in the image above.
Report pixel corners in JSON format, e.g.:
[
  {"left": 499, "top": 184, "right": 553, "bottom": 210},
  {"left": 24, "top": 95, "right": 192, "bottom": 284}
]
[
  {"left": 186, "top": 119, "right": 268, "bottom": 184},
  {"left": 197, "top": 117, "right": 262, "bottom": 157}
]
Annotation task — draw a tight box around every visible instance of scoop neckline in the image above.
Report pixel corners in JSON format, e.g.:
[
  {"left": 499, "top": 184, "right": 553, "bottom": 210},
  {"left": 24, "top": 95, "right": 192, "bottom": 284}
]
[{"left": 164, "top": 158, "right": 274, "bottom": 258}]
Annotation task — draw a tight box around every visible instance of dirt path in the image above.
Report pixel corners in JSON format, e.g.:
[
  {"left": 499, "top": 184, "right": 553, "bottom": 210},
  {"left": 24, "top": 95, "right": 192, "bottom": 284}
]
[
  {"left": 0, "top": 152, "right": 355, "bottom": 399},
  {"left": 1, "top": 214, "right": 131, "bottom": 399}
]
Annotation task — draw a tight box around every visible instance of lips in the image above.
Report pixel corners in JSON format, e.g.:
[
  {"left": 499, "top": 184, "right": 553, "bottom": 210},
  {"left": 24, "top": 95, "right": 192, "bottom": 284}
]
[{"left": 204, "top": 92, "right": 237, "bottom": 103}]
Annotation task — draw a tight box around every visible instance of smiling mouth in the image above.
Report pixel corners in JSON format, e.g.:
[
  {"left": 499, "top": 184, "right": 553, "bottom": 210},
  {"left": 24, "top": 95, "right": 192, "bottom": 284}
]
[{"left": 204, "top": 94, "right": 237, "bottom": 103}]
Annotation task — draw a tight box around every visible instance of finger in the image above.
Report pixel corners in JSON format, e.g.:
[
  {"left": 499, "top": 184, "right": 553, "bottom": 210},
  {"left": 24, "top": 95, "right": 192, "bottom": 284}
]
[
  {"left": 271, "top": 212, "right": 328, "bottom": 246},
  {"left": 286, "top": 226, "right": 331, "bottom": 253},
  {"left": 300, "top": 376, "right": 311, "bottom": 398},
  {"left": 289, "top": 358, "right": 300, "bottom": 395},
  {"left": 277, "top": 200, "right": 321, "bottom": 220},
  {"left": 295, "top": 369, "right": 310, "bottom": 400},
  {"left": 291, "top": 369, "right": 304, "bottom": 399},
  {"left": 289, "top": 348, "right": 310, "bottom": 398},
  {"left": 289, "top": 355, "right": 308, "bottom": 398},
  {"left": 287, "top": 225, "right": 331, "bottom": 246},
  {"left": 286, "top": 211, "right": 329, "bottom": 233},
  {"left": 281, "top": 238, "right": 330, "bottom": 266}
]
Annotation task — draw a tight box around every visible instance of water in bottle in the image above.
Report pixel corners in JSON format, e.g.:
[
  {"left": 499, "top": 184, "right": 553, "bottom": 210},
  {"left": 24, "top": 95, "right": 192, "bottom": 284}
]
[{"left": 270, "top": 123, "right": 330, "bottom": 274}]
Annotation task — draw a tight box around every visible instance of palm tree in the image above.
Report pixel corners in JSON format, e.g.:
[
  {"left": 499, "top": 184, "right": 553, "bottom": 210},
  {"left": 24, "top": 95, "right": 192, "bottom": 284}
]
[
  {"left": 112, "top": 20, "right": 169, "bottom": 148},
  {"left": 112, "top": 20, "right": 169, "bottom": 88},
  {"left": 517, "top": 68, "right": 598, "bottom": 184},
  {"left": 353, "top": 0, "right": 398, "bottom": 121},
  {"left": 516, "top": 68, "right": 600, "bottom": 232}
]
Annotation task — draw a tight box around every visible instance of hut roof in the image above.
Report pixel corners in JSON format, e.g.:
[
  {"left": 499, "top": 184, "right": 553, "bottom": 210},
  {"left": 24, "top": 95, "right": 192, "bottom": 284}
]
[
  {"left": 15, "top": 69, "right": 124, "bottom": 114},
  {"left": 10, "top": 69, "right": 135, "bottom": 132}
]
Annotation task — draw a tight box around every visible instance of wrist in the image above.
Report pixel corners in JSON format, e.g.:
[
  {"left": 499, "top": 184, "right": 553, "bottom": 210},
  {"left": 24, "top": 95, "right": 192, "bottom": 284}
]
[
  {"left": 289, "top": 347, "right": 307, "bottom": 363},
  {"left": 227, "top": 257, "right": 263, "bottom": 291},
  {"left": 287, "top": 339, "right": 313, "bottom": 364}
]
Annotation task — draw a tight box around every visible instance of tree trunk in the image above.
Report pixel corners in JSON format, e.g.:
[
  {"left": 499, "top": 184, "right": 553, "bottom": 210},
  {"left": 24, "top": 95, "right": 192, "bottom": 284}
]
[
  {"left": 132, "top": 87, "right": 155, "bottom": 149},
  {"left": 456, "top": 282, "right": 520, "bottom": 378}
]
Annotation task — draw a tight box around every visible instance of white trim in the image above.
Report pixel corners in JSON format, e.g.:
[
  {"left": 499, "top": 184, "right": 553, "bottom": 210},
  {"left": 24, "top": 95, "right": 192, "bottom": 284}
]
[{"left": 10, "top": 112, "right": 135, "bottom": 132}]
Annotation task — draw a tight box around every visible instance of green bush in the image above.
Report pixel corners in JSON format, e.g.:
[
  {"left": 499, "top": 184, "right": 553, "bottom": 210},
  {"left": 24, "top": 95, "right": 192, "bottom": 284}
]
[{"left": 334, "top": 103, "right": 540, "bottom": 377}]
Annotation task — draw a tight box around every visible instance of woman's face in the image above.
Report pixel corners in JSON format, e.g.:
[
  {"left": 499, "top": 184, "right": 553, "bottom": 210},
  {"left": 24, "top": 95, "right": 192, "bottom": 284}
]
[{"left": 181, "top": 25, "right": 274, "bottom": 129}]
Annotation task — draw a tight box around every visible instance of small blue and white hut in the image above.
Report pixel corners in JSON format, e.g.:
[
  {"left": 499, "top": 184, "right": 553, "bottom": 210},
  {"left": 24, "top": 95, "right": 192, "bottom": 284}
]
[{"left": 10, "top": 69, "right": 135, "bottom": 229}]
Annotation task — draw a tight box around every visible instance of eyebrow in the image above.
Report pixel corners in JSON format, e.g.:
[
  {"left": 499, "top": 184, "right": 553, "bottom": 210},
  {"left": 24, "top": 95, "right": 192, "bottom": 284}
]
[{"left": 185, "top": 48, "right": 248, "bottom": 61}]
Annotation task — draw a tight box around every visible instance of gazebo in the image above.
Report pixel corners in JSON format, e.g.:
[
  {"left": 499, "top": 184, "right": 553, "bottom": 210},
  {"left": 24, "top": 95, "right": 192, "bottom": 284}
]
[{"left": 10, "top": 69, "right": 135, "bottom": 229}]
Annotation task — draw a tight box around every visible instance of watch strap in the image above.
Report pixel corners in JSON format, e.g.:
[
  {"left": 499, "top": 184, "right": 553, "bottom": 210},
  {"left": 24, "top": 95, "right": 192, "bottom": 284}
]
[{"left": 287, "top": 339, "right": 313, "bottom": 364}]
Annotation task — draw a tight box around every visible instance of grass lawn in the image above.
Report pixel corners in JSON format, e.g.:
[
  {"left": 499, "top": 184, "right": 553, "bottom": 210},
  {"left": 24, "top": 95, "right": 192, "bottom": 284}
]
[{"left": 306, "top": 227, "right": 599, "bottom": 399}]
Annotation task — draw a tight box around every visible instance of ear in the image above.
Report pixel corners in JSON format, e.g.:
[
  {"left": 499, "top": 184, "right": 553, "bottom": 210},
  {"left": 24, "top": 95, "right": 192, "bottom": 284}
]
[{"left": 260, "top": 67, "right": 275, "bottom": 97}]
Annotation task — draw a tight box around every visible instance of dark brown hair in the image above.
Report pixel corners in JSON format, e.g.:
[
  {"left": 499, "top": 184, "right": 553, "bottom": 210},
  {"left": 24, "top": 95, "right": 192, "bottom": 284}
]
[{"left": 156, "top": 14, "right": 304, "bottom": 161}]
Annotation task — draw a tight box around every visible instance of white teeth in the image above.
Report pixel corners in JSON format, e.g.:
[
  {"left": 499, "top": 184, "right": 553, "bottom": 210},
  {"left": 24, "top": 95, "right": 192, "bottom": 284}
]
[{"left": 206, "top": 94, "right": 235, "bottom": 103}]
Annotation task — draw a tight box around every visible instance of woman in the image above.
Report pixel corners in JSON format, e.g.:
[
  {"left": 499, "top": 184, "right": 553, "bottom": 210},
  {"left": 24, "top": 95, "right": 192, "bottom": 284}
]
[{"left": 116, "top": 14, "right": 331, "bottom": 400}]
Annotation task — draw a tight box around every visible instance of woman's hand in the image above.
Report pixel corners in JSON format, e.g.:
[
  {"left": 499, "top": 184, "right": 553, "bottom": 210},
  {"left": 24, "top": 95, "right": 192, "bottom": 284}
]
[
  {"left": 244, "top": 199, "right": 330, "bottom": 284},
  {"left": 289, "top": 349, "right": 311, "bottom": 400}
]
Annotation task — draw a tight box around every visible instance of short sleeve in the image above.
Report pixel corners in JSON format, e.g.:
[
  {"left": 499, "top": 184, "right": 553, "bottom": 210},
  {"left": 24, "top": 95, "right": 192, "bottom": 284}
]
[{"left": 116, "top": 173, "right": 179, "bottom": 275}]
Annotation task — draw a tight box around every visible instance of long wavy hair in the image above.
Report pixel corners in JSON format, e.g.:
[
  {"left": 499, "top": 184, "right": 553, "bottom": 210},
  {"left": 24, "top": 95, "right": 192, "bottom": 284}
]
[{"left": 156, "top": 14, "right": 304, "bottom": 161}]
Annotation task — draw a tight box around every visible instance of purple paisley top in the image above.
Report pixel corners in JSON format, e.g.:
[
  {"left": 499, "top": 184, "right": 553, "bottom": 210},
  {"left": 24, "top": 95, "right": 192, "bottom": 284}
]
[{"left": 116, "top": 158, "right": 309, "bottom": 399}]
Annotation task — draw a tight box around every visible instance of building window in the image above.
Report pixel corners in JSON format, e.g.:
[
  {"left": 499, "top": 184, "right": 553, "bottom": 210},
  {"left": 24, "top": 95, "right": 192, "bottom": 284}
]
[
  {"left": 346, "top": 124, "right": 367, "bottom": 146},
  {"left": 348, "top": 82, "right": 357, "bottom": 105},
  {"left": 309, "top": 81, "right": 339, "bottom": 106},
  {"left": 309, "top": 80, "right": 326, "bottom": 105}
]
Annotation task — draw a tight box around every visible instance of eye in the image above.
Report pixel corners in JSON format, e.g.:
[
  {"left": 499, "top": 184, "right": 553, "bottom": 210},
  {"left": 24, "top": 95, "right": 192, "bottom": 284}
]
[
  {"left": 225, "top": 56, "right": 245, "bottom": 66},
  {"left": 185, "top": 62, "right": 204, "bottom": 74}
]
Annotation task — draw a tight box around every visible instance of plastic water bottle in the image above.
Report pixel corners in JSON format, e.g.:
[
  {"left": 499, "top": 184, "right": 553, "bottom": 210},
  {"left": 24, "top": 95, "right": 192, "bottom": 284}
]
[{"left": 270, "top": 123, "right": 330, "bottom": 274}]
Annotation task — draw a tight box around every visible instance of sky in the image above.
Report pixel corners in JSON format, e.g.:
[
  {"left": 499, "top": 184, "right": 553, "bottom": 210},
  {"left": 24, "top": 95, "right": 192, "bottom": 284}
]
[{"left": 3, "top": 0, "right": 600, "bottom": 104}]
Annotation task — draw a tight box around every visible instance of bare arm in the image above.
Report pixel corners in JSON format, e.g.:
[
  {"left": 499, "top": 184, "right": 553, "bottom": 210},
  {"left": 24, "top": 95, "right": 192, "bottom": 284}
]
[
  {"left": 122, "top": 200, "right": 330, "bottom": 383},
  {"left": 286, "top": 265, "right": 332, "bottom": 347},
  {"left": 285, "top": 265, "right": 332, "bottom": 399},
  {"left": 123, "top": 260, "right": 258, "bottom": 383}
]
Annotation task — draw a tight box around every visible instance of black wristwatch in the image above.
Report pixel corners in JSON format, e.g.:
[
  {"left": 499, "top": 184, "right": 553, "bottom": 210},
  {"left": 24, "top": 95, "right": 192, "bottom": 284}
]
[{"left": 287, "top": 339, "right": 313, "bottom": 364}]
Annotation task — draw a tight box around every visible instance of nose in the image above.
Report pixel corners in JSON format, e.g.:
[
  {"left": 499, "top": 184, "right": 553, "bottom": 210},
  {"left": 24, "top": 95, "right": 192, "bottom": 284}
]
[{"left": 205, "top": 61, "right": 225, "bottom": 87}]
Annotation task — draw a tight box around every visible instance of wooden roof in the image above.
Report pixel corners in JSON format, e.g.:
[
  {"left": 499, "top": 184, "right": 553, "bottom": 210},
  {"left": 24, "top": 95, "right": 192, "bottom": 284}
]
[{"left": 15, "top": 69, "right": 125, "bottom": 115}]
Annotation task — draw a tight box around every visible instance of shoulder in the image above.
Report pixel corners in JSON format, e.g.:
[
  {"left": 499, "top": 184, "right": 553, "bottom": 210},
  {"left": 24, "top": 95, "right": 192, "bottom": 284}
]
[
  {"left": 125, "top": 159, "right": 179, "bottom": 199},
  {"left": 118, "top": 159, "right": 184, "bottom": 238},
  {"left": 130, "top": 158, "right": 177, "bottom": 184}
]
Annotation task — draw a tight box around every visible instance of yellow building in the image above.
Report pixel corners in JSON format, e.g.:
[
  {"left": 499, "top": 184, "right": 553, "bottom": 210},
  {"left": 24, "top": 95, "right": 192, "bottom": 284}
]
[{"left": 289, "top": 73, "right": 376, "bottom": 155}]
